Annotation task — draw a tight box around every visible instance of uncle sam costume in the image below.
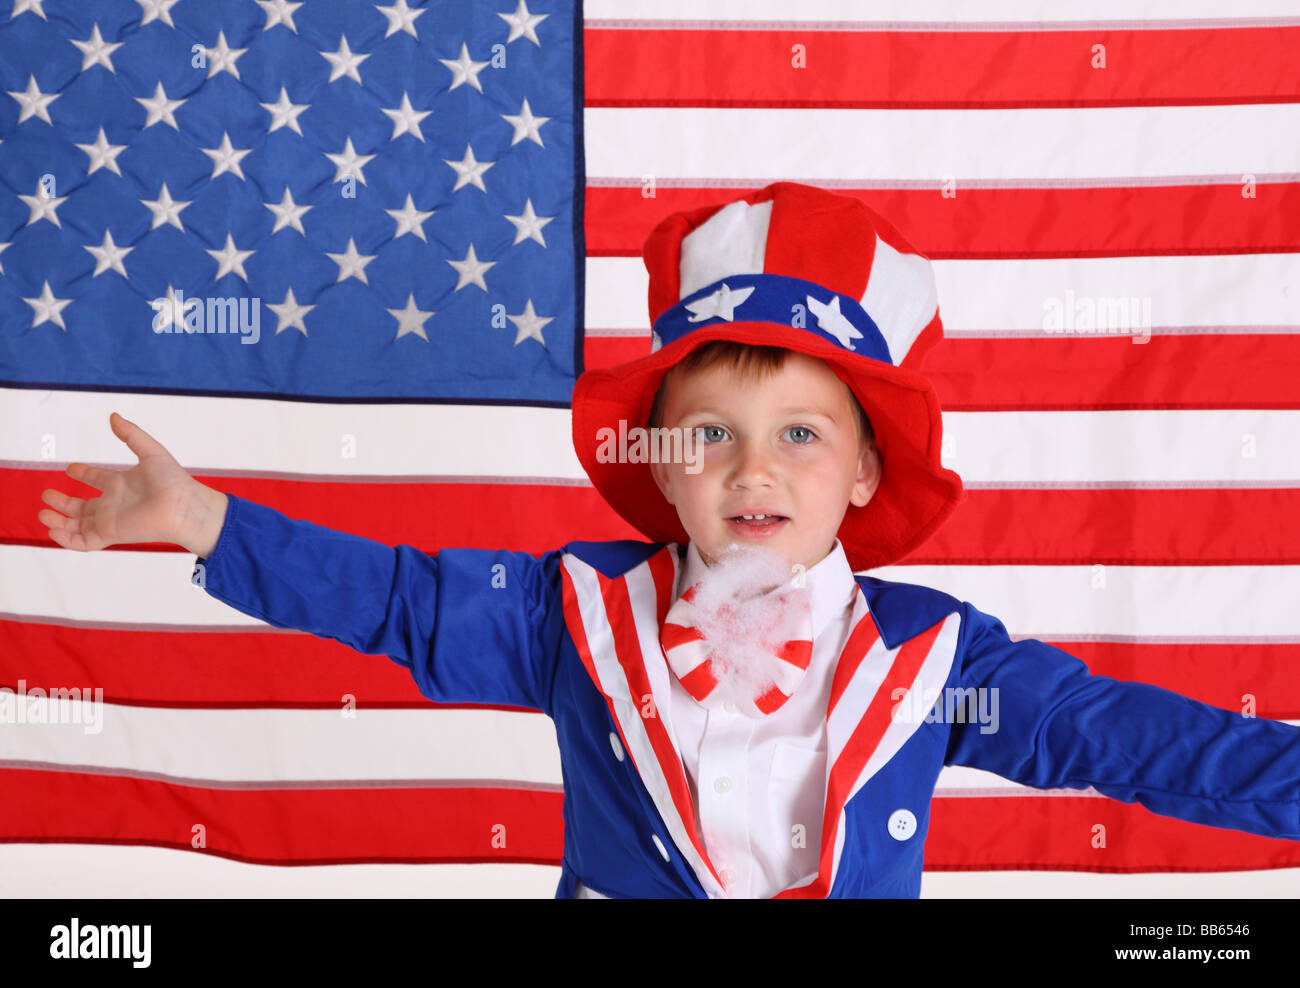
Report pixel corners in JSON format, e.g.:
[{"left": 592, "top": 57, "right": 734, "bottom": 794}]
[{"left": 195, "top": 183, "right": 1300, "bottom": 897}]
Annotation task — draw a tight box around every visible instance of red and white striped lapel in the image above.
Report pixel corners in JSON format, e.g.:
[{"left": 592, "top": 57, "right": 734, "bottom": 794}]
[
  {"left": 560, "top": 544, "right": 729, "bottom": 898},
  {"left": 774, "top": 599, "right": 963, "bottom": 898}
]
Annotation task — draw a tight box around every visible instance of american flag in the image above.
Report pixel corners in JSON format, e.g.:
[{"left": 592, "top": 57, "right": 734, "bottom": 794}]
[{"left": 2, "top": 0, "right": 1298, "bottom": 897}]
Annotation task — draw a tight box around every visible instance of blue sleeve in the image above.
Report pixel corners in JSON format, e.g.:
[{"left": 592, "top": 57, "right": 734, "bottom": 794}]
[
  {"left": 943, "top": 601, "right": 1300, "bottom": 841},
  {"left": 193, "top": 492, "right": 567, "bottom": 714}
]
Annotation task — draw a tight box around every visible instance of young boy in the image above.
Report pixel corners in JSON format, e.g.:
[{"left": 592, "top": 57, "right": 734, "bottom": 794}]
[{"left": 39, "top": 182, "right": 1300, "bottom": 899}]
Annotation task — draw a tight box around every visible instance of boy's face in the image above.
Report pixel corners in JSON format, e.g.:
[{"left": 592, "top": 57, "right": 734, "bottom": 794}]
[{"left": 649, "top": 351, "right": 881, "bottom": 573}]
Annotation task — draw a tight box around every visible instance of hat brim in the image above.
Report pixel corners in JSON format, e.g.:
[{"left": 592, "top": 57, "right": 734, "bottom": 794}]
[{"left": 571, "top": 322, "right": 965, "bottom": 571}]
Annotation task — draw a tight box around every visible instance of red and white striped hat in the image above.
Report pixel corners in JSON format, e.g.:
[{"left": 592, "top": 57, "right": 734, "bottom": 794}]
[{"left": 571, "top": 181, "right": 965, "bottom": 571}]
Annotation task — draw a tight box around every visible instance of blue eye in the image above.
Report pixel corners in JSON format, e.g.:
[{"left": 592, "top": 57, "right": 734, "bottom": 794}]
[
  {"left": 786, "top": 426, "right": 816, "bottom": 444},
  {"left": 697, "top": 425, "right": 729, "bottom": 443}
]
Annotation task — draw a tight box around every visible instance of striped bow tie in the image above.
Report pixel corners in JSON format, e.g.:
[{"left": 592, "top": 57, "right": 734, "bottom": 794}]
[{"left": 659, "top": 580, "right": 814, "bottom": 717}]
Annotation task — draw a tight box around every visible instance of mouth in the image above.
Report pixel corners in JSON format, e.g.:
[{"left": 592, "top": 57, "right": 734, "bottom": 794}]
[{"left": 725, "top": 512, "right": 789, "bottom": 537}]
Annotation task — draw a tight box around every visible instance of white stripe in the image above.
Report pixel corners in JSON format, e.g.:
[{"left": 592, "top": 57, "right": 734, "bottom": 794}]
[
  {"left": 10, "top": 395, "right": 1300, "bottom": 488},
  {"left": 2, "top": 388, "right": 584, "bottom": 480},
  {"left": 3, "top": 845, "right": 1296, "bottom": 897},
  {"left": 860, "top": 234, "right": 938, "bottom": 365},
  {"left": 587, "top": 105, "right": 1300, "bottom": 182},
  {"left": 868, "top": 564, "right": 1300, "bottom": 639},
  {"left": 585, "top": 1, "right": 1300, "bottom": 25},
  {"left": 8, "top": 553, "right": 1300, "bottom": 637},
  {"left": 944, "top": 409, "right": 1300, "bottom": 485},
  {"left": 585, "top": 254, "right": 1300, "bottom": 334},
  {"left": 0, "top": 701, "right": 559, "bottom": 785},
  {"left": 678, "top": 198, "right": 772, "bottom": 299}
]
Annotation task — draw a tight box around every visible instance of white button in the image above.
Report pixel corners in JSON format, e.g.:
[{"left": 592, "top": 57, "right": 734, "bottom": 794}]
[
  {"left": 608, "top": 731, "right": 624, "bottom": 762},
  {"left": 722, "top": 701, "right": 739, "bottom": 714},
  {"left": 651, "top": 834, "right": 670, "bottom": 861},
  {"left": 887, "top": 809, "right": 917, "bottom": 841},
  {"left": 720, "top": 867, "right": 737, "bottom": 886},
  {"left": 712, "top": 776, "right": 732, "bottom": 794}
]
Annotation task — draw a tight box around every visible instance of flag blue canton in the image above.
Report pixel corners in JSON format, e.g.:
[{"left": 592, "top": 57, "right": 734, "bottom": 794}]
[{"left": 0, "top": 0, "right": 582, "bottom": 405}]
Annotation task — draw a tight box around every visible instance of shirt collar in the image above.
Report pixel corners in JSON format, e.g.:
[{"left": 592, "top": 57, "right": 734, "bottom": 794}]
[{"left": 677, "top": 538, "right": 859, "bottom": 641}]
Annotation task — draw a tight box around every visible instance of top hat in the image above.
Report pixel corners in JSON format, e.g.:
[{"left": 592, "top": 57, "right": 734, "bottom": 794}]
[{"left": 571, "top": 181, "right": 964, "bottom": 572}]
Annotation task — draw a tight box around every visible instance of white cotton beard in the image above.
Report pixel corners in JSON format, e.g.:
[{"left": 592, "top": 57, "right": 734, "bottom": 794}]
[{"left": 686, "top": 543, "right": 811, "bottom": 712}]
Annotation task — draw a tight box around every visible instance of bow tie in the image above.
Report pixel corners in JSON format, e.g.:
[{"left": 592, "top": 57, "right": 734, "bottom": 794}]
[{"left": 659, "top": 579, "right": 814, "bottom": 717}]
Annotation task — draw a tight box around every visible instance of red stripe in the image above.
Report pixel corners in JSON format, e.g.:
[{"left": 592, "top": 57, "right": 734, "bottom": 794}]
[
  {"left": 585, "top": 183, "right": 1300, "bottom": 259},
  {"left": 754, "top": 684, "right": 788, "bottom": 715},
  {"left": 585, "top": 334, "right": 1300, "bottom": 413},
  {"left": 659, "top": 622, "right": 706, "bottom": 649},
  {"left": 0, "top": 767, "right": 562, "bottom": 866},
  {"left": 786, "top": 616, "right": 945, "bottom": 898},
  {"left": 928, "top": 794, "right": 1300, "bottom": 872},
  {"left": 926, "top": 334, "right": 1300, "bottom": 412},
  {"left": 6, "top": 620, "right": 1297, "bottom": 715},
  {"left": 678, "top": 661, "right": 718, "bottom": 699},
  {"left": 8, "top": 766, "right": 1293, "bottom": 873},
  {"left": 825, "top": 610, "right": 882, "bottom": 718},
  {"left": 15, "top": 470, "right": 1300, "bottom": 566},
  {"left": 777, "top": 639, "right": 813, "bottom": 671},
  {"left": 586, "top": 26, "right": 1300, "bottom": 109}
]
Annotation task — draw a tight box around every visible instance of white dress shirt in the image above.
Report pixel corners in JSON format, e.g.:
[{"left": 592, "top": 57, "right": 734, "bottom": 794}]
[{"left": 575, "top": 537, "right": 860, "bottom": 898}]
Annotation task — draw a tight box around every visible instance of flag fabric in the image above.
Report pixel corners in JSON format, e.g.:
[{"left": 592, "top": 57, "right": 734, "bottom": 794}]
[{"left": 2, "top": 0, "right": 1299, "bottom": 897}]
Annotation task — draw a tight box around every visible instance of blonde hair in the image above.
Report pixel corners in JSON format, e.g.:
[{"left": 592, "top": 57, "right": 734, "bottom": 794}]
[{"left": 646, "top": 340, "right": 874, "bottom": 442}]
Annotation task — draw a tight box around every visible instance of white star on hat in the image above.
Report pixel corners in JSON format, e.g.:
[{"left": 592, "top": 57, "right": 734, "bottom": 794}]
[
  {"left": 806, "top": 294, "right": 864, "bottom": 351},
  {"left": 685, "top": 282, "right": 754, "bottom": 322}
]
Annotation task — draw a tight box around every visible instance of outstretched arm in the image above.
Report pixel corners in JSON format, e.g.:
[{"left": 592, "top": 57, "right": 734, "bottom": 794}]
[{"left": 944, "top": 601, "right": 1300, "bottom": 841}]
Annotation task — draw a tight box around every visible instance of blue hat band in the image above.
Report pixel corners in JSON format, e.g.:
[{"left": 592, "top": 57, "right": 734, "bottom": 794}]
[{"left": 651, "top": 273, "right": 893, "bottom": 366}]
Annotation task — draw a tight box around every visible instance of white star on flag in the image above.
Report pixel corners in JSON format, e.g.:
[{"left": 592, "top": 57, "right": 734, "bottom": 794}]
[
  {"left": 377, "top": 0, "right": 424, "bottom": 39},
  {"left": 499, "top": 0, "right": 548, "bottom": 45},
  {"left": 444, "top": 144, "right": 493, "bottom": 192},
  {"left": 71, "top": 25, "right": 123, "bottom": 73},
  {"left": 24, "top": 281, "right": 72, "bottom": 330},
  {"left": 76, "top": 128, "right": 128, "bottom": 176},
  {"left": 264, "top": 187, "right": 312, "bottom": 235},
  {"left": 685, "top": 282, "right": 755, "bottom": 322},
  {"left": 388, "top": 294, "right": 435, "bottom": 341},
  {"left": 386, "top": 194, "right": 434, "bottom": 241},
  {"left": 321, "top": 35, "right": 369, "bottom": 85},
  {"left": 447, "top": 244, "right": 496, "bottom": 291},
  {"left": 84, "top": 230, "right": 133, "bottom": 278},
  {"left": 136, "top": 0, "right": 179, "bottom": 28},
  {"left": 501, "top": 98, "right": 549, "bottom": 146},
  {"left": 20, "top": 183, "right": 67, "bottom": 228},
  {"left": 440, "top": 42, "right": 488, "bottom": 93},
  {"left": 508, "top": 299, "right": 552, "bottom": 346},
  {"left": 135, "top": 82, "right": 185, "bottom": 130},
  {"left": 327, "top": 237, "right": 377, "bottom": 284},
  {"left": 11, "top": 0, "right": 47, "bottom": 20},
  {"left": 204, "top": 30, "right": 247, "bottom": 79},
  {"left": 504, "top": 198, "right": 554, "bottom": 246},
  {"left": 255, "top": 0, "right": 302, "bottom": 33},
  {"left": 140, "top": 183, "right": 190, "bottom": 231},
  {"left": 207, "top": 233, "right": 255, "bottom": 281},
  {"left": 0, "top": 243, "right": 10, "bottom": 275},
  {"left": 268, "top": 286, "right": 314, "bottom": 335},
  {"left": 382, "top": 93, "right": 431, "bottom": 141},
  {"left": 151, "top": 285, "right": 192, "bottom": 333},
  {"left": 326, "top": 137, "right": 375, "bottom": 185},
  {"left": 201, "top": 132, "right": 252, "bottom": 181},
  {"left": 260, "top": 86, "right": 309, "bottom": 135},
  {"left": 806, "top": 294, "right": 865, "bottom": 350},
  {"left": 7, "top": 75, "right": 59, "bottom": 125}
]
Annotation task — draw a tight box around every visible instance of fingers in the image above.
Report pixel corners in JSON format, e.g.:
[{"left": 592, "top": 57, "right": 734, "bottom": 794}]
[
  {"left": 65, "top": 461, "right": 110, "bottom": 493},
  {"left": 40, "top": 487, "right": 88, "bottom": 519},
  {"left": 110, "top": 411, "right": 170, "bottom": 462}
]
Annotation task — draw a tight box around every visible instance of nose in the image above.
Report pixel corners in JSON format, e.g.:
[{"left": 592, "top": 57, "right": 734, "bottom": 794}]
[{"left": 729, "top": 436, "right": 777, "bottom": 489}]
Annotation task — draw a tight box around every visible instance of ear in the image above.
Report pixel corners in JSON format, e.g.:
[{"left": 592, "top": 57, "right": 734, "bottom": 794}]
[
  {"left": 649, "top": 457, "right": 676, "bottom": 505},
  {"left": 849, "top": 437, "right": 881, "bottom": 508}
]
